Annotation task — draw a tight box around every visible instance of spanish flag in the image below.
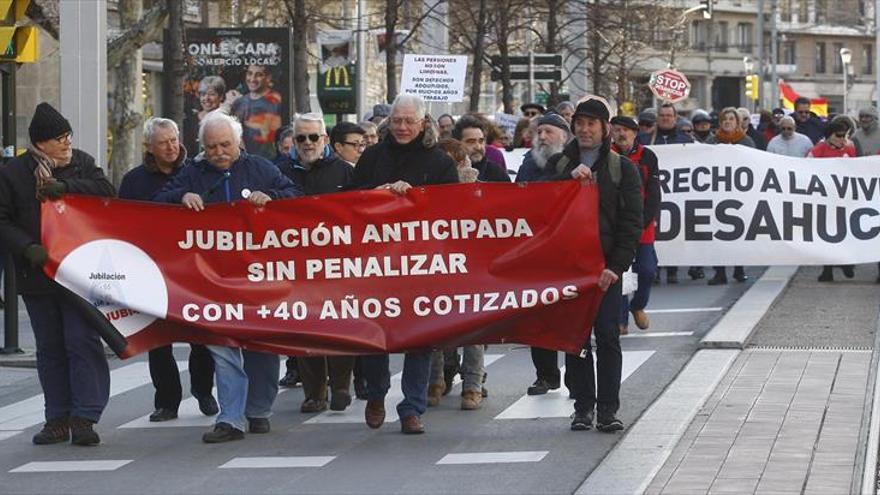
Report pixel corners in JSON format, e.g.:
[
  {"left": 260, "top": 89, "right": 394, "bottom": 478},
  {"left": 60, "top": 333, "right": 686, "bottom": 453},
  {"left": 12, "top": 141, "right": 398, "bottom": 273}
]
[{"left": 779, "top": 79, "right": 828, "bottom": 117}]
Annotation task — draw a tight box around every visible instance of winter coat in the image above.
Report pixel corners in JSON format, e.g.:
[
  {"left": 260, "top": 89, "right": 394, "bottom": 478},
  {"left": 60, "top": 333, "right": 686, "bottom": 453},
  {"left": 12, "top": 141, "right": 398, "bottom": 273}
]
[
  {"left": 0, "top": 149, "right": 115, "bottom": 294},
  {"left": 118, "top": 144, "right": 188, "bottom": 201},
  {"left": 515, "top": 150, "right": 546, "bottom": 182},
  {"left": 352, "top": 133, "right": 459, "bottom": 188},
  {"left": 472, "top": 155, "right": 511, "bottom": 183},
  {"left": 612, "top": 143, "right": 660, "bottom": 244},
  {"left": 637, "top": 127, "right": 693, "bottom": 146},
  {"left": 853, "top": 123, "right": 880, "bottom": 156},
  {"left": 796, "top": 115, "right": 826, "bottom": 144},
  {"left": 277, "top": 154, "right": 354, "bottom": 195}
]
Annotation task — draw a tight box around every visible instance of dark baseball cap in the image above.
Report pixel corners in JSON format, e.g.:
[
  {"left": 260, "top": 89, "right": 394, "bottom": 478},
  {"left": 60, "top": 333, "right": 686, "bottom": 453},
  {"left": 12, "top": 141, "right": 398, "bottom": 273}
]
[{"left": 572, "top": 97, "right": 610, "bottom": 122}]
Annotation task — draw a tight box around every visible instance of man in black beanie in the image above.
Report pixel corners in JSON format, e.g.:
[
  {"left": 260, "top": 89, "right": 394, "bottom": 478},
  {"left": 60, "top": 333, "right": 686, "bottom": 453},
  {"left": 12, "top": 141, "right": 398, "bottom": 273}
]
[{"left": 0, "top": 102, "right": 115, "bottom": 446}]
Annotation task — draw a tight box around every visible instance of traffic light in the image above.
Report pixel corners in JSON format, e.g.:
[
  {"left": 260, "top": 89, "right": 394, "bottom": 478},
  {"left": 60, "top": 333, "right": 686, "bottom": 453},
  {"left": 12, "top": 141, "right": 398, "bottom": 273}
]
[
  {"left": 700, "top": 0, "right": 714, "bottom": 19},
  {"left": 745, "top": 74, "right": 759, "bottom": 102},
  {"left": 0, "top": 0, "right": 38, "bottom": 63}
]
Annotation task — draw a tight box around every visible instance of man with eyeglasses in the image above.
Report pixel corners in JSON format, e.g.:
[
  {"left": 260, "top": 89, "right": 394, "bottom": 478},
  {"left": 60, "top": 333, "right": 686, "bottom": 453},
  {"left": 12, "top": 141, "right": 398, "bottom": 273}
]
[
  {"left": 521, "top": 102, "right": 546, "bottom": 119},
  {"left": 330, "top": 122, "right": 367, "bottom": 167},
  {"left": 352, "top": 93, "right": 458, "bottom": 434},
  {"left": 793, "top": 96, "right": 825, "bottom": 144},
  {"left": 766, "top": 116, "right": 813, "bottom": 157},
  {"left": 0, "top": 102, "right": 116, "bottom": 446}
]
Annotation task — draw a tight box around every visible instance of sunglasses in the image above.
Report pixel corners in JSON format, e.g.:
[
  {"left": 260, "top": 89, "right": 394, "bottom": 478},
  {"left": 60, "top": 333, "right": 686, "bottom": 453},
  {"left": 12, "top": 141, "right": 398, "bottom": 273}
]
[
  {"left": 296, "top": 134, "right": 321, "bottom": 143},
  {"left": 833, "top": 132, "right": 847, "bottom": 138}
]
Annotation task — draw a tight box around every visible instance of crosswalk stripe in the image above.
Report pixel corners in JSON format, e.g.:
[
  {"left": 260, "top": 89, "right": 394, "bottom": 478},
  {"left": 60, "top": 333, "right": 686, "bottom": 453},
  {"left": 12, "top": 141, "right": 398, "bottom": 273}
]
[
  {"left": 10, "top": 460, "right": 133, "bottom": 473},
  {"left": 303, "top": 354, "right": 504, "bottom": 425},
  {"left": 494, "top": 350, "right": 655, "bottom": 420},
  {"left": 646, "top": 307, "right": 723, "bottom": 314},
  {"left": 0, "top": 361, "right": 183, "bottom": 432},
  {"left": 219, "top": 456, "right": 335, "bottom": 469},
  {"left": 436, "top": 451, "right": 548, "bottom": 465}
]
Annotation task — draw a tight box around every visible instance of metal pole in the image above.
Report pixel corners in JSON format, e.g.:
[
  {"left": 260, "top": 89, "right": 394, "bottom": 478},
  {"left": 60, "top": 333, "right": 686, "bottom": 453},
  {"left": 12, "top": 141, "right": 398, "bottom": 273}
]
[
  {"left": 757, "top": 0, "right": 765, "bottom": 109},
  {"left": 876, "top": 0, "right": 879, "bottom": 107},
  {"left": 528, "top": 50, "right": 534, "bottom": 104},
  {"left": 2, "top": 253, "right": 20, "bottom": 354},
  {"left": 1, "top": 63, "right": 14, "bottom": 158},
  {"left": 770, "top": 0, "right": 778, "bottom": 109},
  {"left": 844, "top": 67, "right": 849, "bottom": 115}
]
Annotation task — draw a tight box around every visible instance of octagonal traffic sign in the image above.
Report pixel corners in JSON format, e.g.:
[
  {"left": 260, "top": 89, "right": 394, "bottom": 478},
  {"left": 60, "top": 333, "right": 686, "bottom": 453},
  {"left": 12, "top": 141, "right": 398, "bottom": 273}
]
[{"left": 648, "top": 69, "right": 691, "bottom": 103}]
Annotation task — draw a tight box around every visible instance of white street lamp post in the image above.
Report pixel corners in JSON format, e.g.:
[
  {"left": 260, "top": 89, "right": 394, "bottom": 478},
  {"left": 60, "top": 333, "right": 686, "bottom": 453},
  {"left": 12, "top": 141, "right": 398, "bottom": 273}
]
[{"left": 841, "top": 47, "right": 852, "bottom": 115}]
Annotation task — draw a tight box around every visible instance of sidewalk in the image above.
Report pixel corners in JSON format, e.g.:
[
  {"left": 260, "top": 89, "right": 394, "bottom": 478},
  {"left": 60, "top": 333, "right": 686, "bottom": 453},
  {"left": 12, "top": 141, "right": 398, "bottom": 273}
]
[{"left": 646, "top": 265, "right": 879, "bottom": 494}]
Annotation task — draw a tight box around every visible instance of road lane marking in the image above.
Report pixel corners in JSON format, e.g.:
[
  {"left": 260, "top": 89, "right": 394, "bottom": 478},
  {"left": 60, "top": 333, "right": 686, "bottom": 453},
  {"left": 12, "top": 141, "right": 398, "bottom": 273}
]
[
  {"left": 219, "top": 456, "right": 335, "bottom": 469},
  {"left": 495, "top": 351, "right": 655, "bottom": 420},
  {"left": 10, "top": 460, "right": 133, "bottom": 473},
  {"left": 646, "top": 307, "right": 723, "bottom": 314},
  {"left": 437, "top": 451, "right": 548, "bottom": 465},
  {"left": 620, "top": 331, "right": 693, "bottom": 338}
]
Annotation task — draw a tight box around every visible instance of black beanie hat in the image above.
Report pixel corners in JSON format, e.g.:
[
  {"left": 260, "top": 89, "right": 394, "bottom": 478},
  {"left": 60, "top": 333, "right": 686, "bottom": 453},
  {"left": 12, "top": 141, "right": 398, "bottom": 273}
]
[{"left": 29, "top": 102, "right": 72, "bottom": 144}]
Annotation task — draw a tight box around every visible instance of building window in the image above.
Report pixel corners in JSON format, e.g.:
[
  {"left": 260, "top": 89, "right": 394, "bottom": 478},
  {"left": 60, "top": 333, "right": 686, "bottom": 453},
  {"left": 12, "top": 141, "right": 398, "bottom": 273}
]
[
  {"left": 782, "top": 41, "right": 796, "bottom": 65},
  {"left": 815, "top": 0, "right": 827, "bottom": 23},
  {"left": 691, "top": 20, "right": 708, "bottom": 50},
  {"left": 864, "top": 44, "right": 873, "bottom": 75},
  {"left": 798, "top": 0, "right": 809, "bottom": 22},
  {"left": 737, "top": 23, "right": 753, "bottom": 53},
  {"left": 715, "top": 21, "right": 729, "bottom": 53},
  {"left": 816, "top": 42, "right": 826, "bottom": 73},
  {"left": 833, "top": 42, "right": 844, "bottom": 73},
  {"left": 780, "top": 0, "right": 792, "bottom": 22}
]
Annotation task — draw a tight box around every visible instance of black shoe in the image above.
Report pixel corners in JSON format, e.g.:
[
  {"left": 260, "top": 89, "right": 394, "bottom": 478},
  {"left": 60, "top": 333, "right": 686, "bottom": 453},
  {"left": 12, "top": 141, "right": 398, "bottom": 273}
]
[
  {"left": 596, "top": 413, "right": 624, "bottom": 433},
  {"left": 330, "top": 390, "right": 352, "bottom": 411},
  {"left": 527, "top": 379, "right": 560, "bottom": 396},
  {"left": 149, "top": 408, "right": 178, "bottom": 422},
  {"left": 278, "top": 370, "right": 300, "bottom": 388},
  {"left": 247, "top": 417, "right": 270, "bottom": 434},
  {"left": 570, "top": 410, "right": 594, "bottom": 431},
  {"left": 733, "top": 267, "right": 748, "bottom": 283},
  {"left": 667, "top": 272, "right": 678, "bottom": 284},
  {"left": 707, "top": 273, "right": 727, "bottom": 286},
  {"left": 353, "top": 378, "right": 368, "bottom": 400},
  {"left": 300, "top": 398, "right": 328, "bottom": 413},
  {"left": 818, "top": 267, "right": 833, "bottom": 282},
  {"left": 70, "top": 417, "right": 100, "bottom": 446},
  {"left": 202, "top": 422, "right": 244, "bottom": 443},
  {"left": 842, "top": 265, "right": 855, "bottom": 279},
  {"left": 196, "top": 395, "right": 219, "bottom": 416},
  {"left": 687, "top": 267, "right": 705, "bottom": 280},
  {"left": 32, "top": 418, "right": 69, "bottom": 445}
]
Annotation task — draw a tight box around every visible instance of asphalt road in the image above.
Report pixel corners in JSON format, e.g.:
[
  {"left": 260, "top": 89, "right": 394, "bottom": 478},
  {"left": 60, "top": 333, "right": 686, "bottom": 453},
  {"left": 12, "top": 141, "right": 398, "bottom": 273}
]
[{"left": 0, "top": 269, "right": 760, "bottom": 495}]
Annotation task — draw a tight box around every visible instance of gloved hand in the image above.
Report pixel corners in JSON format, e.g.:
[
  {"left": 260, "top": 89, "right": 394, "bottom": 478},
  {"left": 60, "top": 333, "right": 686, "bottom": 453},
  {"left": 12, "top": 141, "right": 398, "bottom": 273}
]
[
  {"left": 23, "top": 244, "right": 48, "bottom": 268},
  {"left": 38, "top": 179, "right": 67, "bottom": 200}
]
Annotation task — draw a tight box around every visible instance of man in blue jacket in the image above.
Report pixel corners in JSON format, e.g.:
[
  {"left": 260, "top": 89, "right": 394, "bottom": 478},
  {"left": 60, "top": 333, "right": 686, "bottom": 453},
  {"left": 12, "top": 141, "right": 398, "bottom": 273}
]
[
  {"left": 793, "top": 97, "right": 826, "bottom": 144},
  {"left": 156, "top": 112, "right": 300, "bottom": 443}
]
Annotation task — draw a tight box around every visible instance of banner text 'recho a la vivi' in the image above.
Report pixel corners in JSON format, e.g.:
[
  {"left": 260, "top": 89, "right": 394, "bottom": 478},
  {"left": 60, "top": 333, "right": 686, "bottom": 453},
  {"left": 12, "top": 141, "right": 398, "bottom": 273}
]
[{"left": 41, "top": 182, "right": 607, "bottom": 359}]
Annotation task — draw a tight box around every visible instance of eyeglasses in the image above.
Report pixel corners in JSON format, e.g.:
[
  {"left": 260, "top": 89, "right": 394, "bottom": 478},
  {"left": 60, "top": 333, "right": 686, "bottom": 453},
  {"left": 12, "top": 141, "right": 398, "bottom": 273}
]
[
  {"left": 390, "top": 117, "right": 423, "bottom": 126},
  {"left": 342, "top": 141, "right": 366, "bottom": 150},
  {"left": 833, "top": 132, "right": 847, "bottom": 138},
  {"left": 296, "top": 134, "right": 321, "bottom": 143},
  {"left": 53, "top": 132, "right": 73, "bottom": 144}
]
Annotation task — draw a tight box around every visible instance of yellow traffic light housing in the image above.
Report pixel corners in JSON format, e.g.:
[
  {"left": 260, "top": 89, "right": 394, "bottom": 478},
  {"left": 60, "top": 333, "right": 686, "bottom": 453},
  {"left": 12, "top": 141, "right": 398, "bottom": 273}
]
[
  {"left": 744, "top": 74, "right": 759, "bottom": 102},
  {"left": 0, "top": 0, "right": 37, "bottom": 63}
]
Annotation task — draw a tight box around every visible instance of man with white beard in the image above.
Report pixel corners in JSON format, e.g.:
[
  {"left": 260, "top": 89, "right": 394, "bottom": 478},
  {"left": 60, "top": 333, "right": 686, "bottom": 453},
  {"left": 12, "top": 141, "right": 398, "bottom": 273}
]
[{"left": 515, "top": 113, "right": 571, "bottom": 182}]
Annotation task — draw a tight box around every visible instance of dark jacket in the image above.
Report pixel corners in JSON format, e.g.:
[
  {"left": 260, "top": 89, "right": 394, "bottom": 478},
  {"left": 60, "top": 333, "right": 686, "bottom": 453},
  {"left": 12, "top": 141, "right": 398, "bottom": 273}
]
[
  {"left": 118, "top": 145, "right": 188, "bottom": 201},
  {"left": 472, "top": 155, "right": 511, "bottom": 183},
  {"left": 797, "top": 114, "right": 826, "bottom": 144},
  {"left": 155, "top": 150, "right": 301, "bottom": 204},
  {"left": 278, "top": 154, "right": 354, "bottom": 195},
  {"left": 352, "top": 133, "right": 458, "bottom": 188},
  {"left": 637, "top": 126, "right": 693, "bottom": 146},
  {"left": 543, "top": 139, "right": 643, "bottom": 276},
  {"left": 612, "top": 143, "right": 660, "bottom": 231},
  {"left": 515, "top": 150, "right": 545, "bottom": 182},
  {"left": 0, "top": 149, "right": 115, "bottom": 294},
  {"left": 746, "top": 124, "right": 767, "bottom": 150}
]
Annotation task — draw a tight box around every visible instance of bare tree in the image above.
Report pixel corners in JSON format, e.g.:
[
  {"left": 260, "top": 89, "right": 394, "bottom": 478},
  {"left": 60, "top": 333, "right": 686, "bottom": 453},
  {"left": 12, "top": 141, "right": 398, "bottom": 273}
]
[
  {"left": 163, "top": 0, "right": 186, "bottom": 126},
  {"left": 382, "top": 0, "right": 446, "bottom": 103}
]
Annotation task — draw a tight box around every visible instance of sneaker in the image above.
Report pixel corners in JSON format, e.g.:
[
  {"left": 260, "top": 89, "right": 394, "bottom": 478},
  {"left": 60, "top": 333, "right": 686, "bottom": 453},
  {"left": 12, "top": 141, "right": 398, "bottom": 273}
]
[
  {"left": 618, "top": 323, "right": 628, "bottom": 335},
  {"left": 202, "top": 422, "right": 244, "bottom": 443},
  {"left": 842, "top": 265, "right": 855, "bottom": 279},
  {"left": 278, "top": 370, "right": 300, "bottom": 388},
  {"left": 427, "top": 383, "right": 445, "bottom": 407},
  {"left": 330, "top": 390, "right": 352, "bottom": 411},
  {"left": 596, "top": 413, "right": 625, "bottom": 433},
  {"left": 32, "top": 418, "right": 69, "bottom": 445},
  {"left": 460, "top": 390, "right": 483, "bottom": 410},
  {"left": 196, "top": 395, "right": 219, "bottom": 416},
  {"left": 818, "top": 267, "right": 833, "bottom": 282},
  {"left": 247, "top": 417, "right": 270, "bottom": 434},
  {"left": 70, "top": 417, "right": 100, "bottom": 446},
  {"left": 365, "top": 399, "right": 385, "bottom": 429},
  {"left": 527, "top": 378, "right": 560, "bottom": 396},
  {"left": 632, "top": 309, "right": 649, "bottom": 330},
  {"left": 300, "top": 398, "right": 328, "bottom": 413},
  {"left": 571, "top": 410, "right": 593, "bottom": 431},
  {"left": 149, "top": 408, "right": 178, "bottom": 422},
  {"left": 400, "top": 414, "right": 425, "bottom": 434}
]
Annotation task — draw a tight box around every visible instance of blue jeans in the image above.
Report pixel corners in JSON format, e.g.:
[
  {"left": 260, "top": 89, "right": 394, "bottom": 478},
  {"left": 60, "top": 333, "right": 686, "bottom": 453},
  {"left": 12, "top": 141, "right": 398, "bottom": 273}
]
[
  {"left": 620, "top": 243, "right": 658, "bottom": 325},
  {"left": 208, "top": 346, "right": 279, "bottom": 431},
  {"left": 23, "top": 293, "right": 110, "bottom": 423},
  {"left": 362, "top": 352, "right": 430, "bottom": 419}
]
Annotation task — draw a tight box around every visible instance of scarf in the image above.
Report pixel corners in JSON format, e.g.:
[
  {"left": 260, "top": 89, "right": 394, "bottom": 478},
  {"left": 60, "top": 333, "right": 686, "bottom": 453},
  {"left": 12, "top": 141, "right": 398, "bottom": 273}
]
[
  {"left": 714, "top": 128, "right": 746, "bottom": 144},
  {"left": 29, "top": 145, "right": 57, "bottom": 199}
]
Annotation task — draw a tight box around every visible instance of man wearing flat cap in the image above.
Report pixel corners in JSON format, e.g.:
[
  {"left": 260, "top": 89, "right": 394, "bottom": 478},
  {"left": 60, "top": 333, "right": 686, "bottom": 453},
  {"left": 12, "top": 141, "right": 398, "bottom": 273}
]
[
  {"left": 0, "top": 102, "right": 115, "bottom": 446},
  {"left": 543, "top": 97, "right": 643, "bottom": 432},
  {"left": 520, "top": 102, "right": 546, "bottom": 119}
]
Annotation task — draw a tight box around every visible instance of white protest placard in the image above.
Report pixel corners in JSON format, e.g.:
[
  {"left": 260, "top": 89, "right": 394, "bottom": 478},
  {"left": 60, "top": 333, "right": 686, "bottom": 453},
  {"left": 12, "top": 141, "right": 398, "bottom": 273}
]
[
  {"left": 400, "top": 54, "right": 468, "bottom": 103},
  {"left": 494, "top": 112, "right": 519, "bottom": 137}
]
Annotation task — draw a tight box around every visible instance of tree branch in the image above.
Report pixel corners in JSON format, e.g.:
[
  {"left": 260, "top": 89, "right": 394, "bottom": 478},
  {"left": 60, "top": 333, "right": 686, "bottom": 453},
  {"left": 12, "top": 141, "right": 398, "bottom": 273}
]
[{"left": 107, "top": 3, "right": 168, "bottom": 68}]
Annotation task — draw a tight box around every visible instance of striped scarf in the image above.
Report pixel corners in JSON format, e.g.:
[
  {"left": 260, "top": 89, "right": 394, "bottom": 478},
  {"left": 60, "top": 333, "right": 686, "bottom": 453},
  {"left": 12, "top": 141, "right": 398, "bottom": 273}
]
[{"left": 29, "top": 145, "right": 57, "bottom": 200}]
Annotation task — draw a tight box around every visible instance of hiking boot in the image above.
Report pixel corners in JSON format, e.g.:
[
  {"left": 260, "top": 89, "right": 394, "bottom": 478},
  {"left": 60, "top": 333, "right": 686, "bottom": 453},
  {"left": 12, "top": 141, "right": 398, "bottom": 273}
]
[
  {"left": 687, "top": 266, "right": 704, "bottom": 280},
  {"left": 196, "top": 394, "right": 219, "bottom": 416},
  {"left": 365, "top": 400, "right": 385, "bottom": 429},
  {"left": 618, "top": 323, "right": 628, "bottom": 335},
  {"left": 300, "top": 398, "right": 328, "bottom": 413},
  {"left": 400, "top": 415, "right": 425, "bottom": 434},
  {"left": 70, "top": 417, "right": 100, "bottom": 446},
  {"left": 202, "top": 422, "right": 244, "bottom": 443},
  {"left": 427, "top": 383, "right": 445, "bottom": 407},
  {"left": 842, "top": 265, "right": 855, "bottom": 279},
  {"left": 278, "top": 369, "right": 300, "bottom": 388},
  {"left": 570, "top": 410, "right": 594, "bottom": 431},
  {"left": 596, "top": 413, "right": 625, "bottom": 433},
  {"left": 527, "top": 379, "right": 560, "bottom": 396},
  {"left": 149, "top": 408, "right": 178, "bottom": 422},
  {"left": 631, "top": 309, "right": 649, "bottom": 330},
  {"left": 330, "top": 390, "right": 352, "bottom": 411},
  {"left": 818, "top": 266, "right": 833, "bottom": 282},
  {"left": 247, "top": 417, "right": 270, "bottom": 434},
  {"left": 32, "top": 417, "right": 69, "bottom": 445},
  {"left": 460, "top": 390, "right": 483, "bottom": 410}
]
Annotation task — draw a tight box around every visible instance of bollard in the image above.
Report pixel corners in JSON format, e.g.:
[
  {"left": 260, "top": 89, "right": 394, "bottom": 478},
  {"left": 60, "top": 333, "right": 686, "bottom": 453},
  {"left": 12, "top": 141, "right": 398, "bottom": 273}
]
[{"left": 1, "top": 252, "right": 21, "bottom": 354}]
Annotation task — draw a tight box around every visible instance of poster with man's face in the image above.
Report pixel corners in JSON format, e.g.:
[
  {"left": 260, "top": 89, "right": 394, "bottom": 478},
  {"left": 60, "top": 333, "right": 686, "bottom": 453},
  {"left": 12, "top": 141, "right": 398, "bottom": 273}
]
[{"left": 181, "top": 28, "right": 292, "bottom": 161}]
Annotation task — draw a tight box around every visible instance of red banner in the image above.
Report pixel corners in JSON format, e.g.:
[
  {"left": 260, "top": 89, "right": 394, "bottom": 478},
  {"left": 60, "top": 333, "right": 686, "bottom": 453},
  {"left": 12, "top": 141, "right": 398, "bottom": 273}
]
[{"left": 40, "top": 182, "right": 606, "bottom": 358}]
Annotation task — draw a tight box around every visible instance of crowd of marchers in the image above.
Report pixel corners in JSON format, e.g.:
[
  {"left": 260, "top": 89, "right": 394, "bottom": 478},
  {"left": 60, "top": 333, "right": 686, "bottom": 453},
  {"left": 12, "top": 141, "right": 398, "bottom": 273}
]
[{"left": 1, "top": 88, "right": 876, "bottom": 447}]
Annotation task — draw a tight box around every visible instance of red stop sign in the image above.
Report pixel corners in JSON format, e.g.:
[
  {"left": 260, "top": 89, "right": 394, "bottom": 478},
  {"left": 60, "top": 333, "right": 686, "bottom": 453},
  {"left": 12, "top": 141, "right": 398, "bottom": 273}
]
[{"left": 648, "top": 69, "right": 691, "bottom": 103}]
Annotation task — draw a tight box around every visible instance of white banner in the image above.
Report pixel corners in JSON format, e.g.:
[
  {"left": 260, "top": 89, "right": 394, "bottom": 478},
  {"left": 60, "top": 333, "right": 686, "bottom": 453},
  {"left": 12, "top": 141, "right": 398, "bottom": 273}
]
[
  {"left": 652, "top": 143, "right": 880, "bottom": 266},
  {"left": 400, "top": 54, "right": 468, "bottom": 103}
]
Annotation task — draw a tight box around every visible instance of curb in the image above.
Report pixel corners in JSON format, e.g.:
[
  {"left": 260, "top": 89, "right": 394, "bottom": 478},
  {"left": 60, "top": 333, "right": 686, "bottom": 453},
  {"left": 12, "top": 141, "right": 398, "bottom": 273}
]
[{"left": 860, "top": 311, "right": 880, "bottom": 495}]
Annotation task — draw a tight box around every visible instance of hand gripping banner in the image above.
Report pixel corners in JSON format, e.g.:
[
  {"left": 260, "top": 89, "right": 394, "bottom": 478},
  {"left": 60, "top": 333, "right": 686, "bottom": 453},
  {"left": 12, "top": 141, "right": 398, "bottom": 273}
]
[{"left": 40, "top": 182, "right": 606, "bottom": 358}]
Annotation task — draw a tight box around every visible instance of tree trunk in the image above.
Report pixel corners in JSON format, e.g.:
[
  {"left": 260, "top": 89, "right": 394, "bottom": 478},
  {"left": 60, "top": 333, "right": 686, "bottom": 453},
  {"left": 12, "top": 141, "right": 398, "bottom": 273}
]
[
  {"left": 468, "top": 0, "right": 488, "bottom": 112},
  {"left": 164, "top": 0, "right": 186, "bottom": 127},
  {"left": 108, "top": 0, "right": 143, "bottom": 187},
  {"left": 545, "top": 0, "right": 560, "bottom": 106},
  {"left": 497, "top": 3, "right": 514, "bottom": 114},
  {"left": 384, "top": 0, "right": 399, "bottom": 103},
  {"left": 292, "top": 0, "right": 311, "bottom": 112}
]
